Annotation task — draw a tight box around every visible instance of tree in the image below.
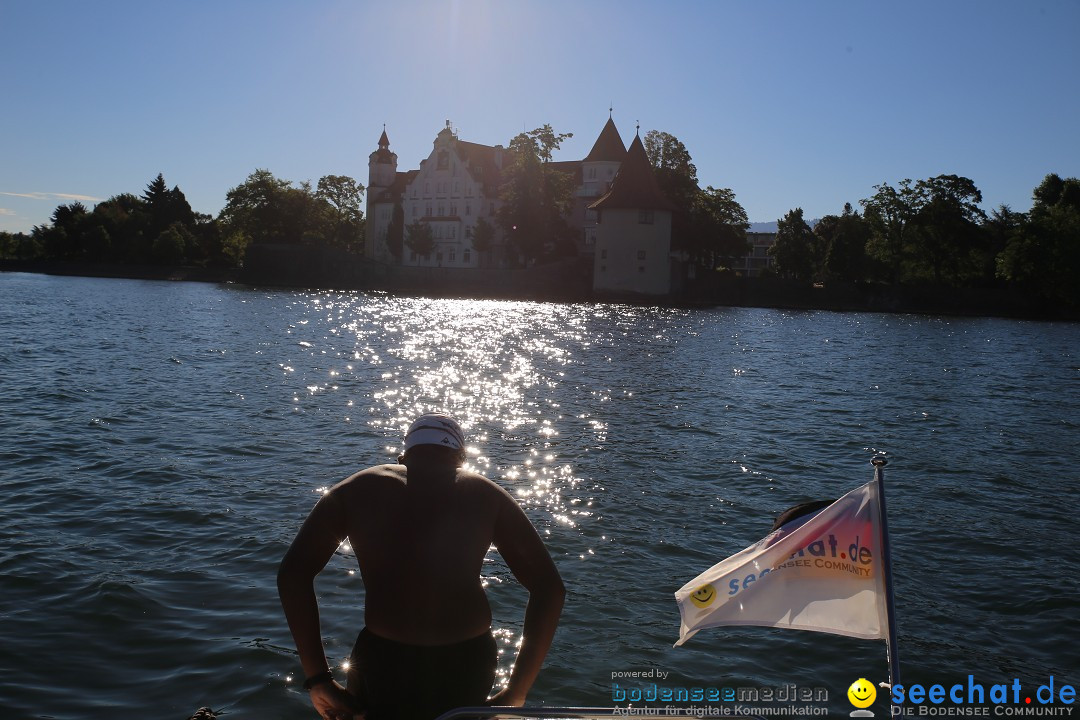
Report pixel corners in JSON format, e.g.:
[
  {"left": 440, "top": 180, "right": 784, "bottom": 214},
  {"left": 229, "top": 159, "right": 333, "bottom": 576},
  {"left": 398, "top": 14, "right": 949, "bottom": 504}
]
[
  {"left": 92, "top": 193, "right": 151, "bottom": 263},
  {"left": 385, "top": 201, "right": 404, "bottom": 260},
  {"left": 151, "top": 223, "right": 191, "bottom": 265},
  {"left": 643, "top": 130, "right": 748, "bottom": 270},
  {"left": 496, "top": 125, "right": 576, "bottom": 265},
  {"left": 471, "top": 216, "right": 495, "bottom": 266},
  {"left": 316, "top": 174, "right": 366, "bottom": 251},
  {"left": 997, "top": 174, "right": 1080, "bottom": 310},
  {"left": 143, "top": 173, "right": 196, "bottom": 237},
  {"left": 220, "top": 228, "right": 251, "bottom": 267},
  {"left": 404, "top": 221, "right": 434, "bottom": 259},
  {"left": 0, "top": 231, "right": 40, "bottom": 260},
  {"left": 906, "top": 174, "right": 988, "bottom": 285},
  {"left": 861, "top": 179, "right": 920, "bottom": 283},
  {"left": 687, "top": 186, "right": 750, "bottom": 269},
  {"left": 643, "top": 130, "right": 698, "bottom": 211},
  {"left": 817, "top": 203, "right": 871, "bottom": 283},
  {"left": 39, "top": 201, "right": 90, "bottom": 260},
  {"left": 219, "top": 169, "right": 296, "bottom": 245},
  {"left": 142, "top": 173, "right": 169, "bottom": 208},
  {"left": 769, "top": 208, "right": 817, "bottom": 283},
  {"left": 861, "top": 175, "right": 988, "bottom": 285}
]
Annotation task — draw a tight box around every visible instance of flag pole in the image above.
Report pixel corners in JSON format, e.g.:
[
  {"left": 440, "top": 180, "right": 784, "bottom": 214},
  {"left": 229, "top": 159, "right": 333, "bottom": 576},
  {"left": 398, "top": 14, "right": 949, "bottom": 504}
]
[{"left": 872, "top": 455, "right": 902, "bottom": 713}]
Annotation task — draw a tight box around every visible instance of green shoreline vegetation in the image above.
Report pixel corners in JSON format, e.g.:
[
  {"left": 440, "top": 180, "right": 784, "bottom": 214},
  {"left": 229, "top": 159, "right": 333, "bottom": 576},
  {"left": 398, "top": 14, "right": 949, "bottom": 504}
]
[{"left": 2, "top": 129, "right": 1078, "bottom": 319}]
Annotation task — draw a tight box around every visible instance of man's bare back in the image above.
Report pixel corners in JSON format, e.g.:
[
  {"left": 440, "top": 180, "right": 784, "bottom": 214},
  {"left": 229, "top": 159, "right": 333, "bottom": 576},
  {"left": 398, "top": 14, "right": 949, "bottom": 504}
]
[
  {"left": 278, "top": 414, "right": 564, "bottom": 720},
  {"left": 318, "top": 460, "right": 538, "bottom": 644}
]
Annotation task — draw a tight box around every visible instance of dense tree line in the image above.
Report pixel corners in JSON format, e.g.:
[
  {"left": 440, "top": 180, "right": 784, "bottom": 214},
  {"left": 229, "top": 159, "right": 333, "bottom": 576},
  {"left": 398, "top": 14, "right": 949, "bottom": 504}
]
[
  {"left": 0, "top": 170, "right": 365, "bottom": 268},
  {"left": 767, "top": 173, "right": 1080, "bottom": 310},
  {"left": 643, "top": 130, "right": 751, "bottom": 270}
]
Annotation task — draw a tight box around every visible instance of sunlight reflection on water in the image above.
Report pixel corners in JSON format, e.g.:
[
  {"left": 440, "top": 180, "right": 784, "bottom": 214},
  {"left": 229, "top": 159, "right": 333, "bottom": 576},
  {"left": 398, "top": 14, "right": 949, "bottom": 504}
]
[{"left": 2, "top": 276, "right": 1078, "bottom": 719}]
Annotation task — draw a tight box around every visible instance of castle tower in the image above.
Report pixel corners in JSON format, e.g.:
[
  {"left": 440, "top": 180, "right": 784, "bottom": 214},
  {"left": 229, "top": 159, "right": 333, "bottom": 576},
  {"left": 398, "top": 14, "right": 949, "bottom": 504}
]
[
  {"left": 589, "top": 130, "right": 677, "bottom": 295},
  {"left": 368, "top": 127, "right": 397, "bottom": 189},
  {"left": 365, "top": 127, "right": 399, "bottom": 262}
]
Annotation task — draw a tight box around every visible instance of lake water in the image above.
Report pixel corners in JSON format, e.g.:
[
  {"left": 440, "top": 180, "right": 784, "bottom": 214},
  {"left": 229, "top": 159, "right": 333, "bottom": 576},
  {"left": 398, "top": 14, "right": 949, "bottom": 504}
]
[{"left": 1, "top": 272, "right": 1077, "bottom": 718}]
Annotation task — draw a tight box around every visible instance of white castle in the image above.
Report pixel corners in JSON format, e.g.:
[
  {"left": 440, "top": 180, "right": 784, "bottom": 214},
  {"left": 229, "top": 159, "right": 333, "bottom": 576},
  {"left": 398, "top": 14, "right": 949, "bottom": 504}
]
[{"left": 364, "top": 116, "right": 678, "bottom": 295}]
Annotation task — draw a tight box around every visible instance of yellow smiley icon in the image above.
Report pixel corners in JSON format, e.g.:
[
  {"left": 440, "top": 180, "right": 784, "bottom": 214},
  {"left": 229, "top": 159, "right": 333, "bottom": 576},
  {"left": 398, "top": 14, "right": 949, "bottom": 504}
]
[
  {"left": 847, "top": 678, "right": 877, "bottom": 709},
  {"left": 690, "top": 583, "right": 716, "bottom": 608}
]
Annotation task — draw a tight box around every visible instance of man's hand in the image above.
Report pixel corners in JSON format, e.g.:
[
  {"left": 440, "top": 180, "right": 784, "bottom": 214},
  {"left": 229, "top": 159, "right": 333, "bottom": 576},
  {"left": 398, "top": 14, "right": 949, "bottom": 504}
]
[{"left": 309, "top": 680, "right": 364, "bottom": 720}]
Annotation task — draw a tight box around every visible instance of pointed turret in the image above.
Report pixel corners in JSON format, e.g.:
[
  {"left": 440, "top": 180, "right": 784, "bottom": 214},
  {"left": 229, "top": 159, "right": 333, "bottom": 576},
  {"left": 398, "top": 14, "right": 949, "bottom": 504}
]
[
  {"left": 589, "top": 134, "right": 676, "bottom": 212},
  {"left": 369, "top": 126, "right": 398, "bottom": 189},
  {"left": 585, "top": 117, "right": 627, "bottom": 162}
]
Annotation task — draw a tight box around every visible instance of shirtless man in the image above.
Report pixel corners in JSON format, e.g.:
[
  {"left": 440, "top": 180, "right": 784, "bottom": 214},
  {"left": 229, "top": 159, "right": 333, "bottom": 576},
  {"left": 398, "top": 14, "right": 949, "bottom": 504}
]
[{"left": 278, "top": 413, "right": 565, "bottom": 720}]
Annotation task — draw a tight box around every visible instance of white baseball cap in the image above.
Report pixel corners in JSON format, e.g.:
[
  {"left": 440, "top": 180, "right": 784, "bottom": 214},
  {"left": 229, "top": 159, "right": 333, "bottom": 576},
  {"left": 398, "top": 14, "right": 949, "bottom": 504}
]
[{"left": 403, "top": 413, "right": 466, "bottom": 452}]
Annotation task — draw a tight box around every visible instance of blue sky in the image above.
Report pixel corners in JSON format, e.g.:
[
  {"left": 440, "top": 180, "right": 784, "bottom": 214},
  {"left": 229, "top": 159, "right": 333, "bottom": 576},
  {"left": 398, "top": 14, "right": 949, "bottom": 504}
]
[{"left": 2, "top": 0, "right": 1077, "bottom": 233}]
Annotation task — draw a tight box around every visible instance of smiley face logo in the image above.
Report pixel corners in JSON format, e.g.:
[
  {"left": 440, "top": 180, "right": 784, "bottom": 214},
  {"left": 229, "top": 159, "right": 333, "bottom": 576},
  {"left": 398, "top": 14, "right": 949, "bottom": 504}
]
[
  {"left": 689, "top": 583, "right": 716, "bottom": 608},
  {"left": 847, "top": 678, "right": 876, "bottom": 709}
]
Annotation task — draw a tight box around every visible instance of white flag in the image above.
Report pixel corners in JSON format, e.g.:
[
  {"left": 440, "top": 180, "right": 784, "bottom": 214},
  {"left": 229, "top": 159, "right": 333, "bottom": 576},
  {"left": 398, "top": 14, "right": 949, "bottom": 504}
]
[{"left": 675, "top": 480, "right": 888, "bottom": 646}]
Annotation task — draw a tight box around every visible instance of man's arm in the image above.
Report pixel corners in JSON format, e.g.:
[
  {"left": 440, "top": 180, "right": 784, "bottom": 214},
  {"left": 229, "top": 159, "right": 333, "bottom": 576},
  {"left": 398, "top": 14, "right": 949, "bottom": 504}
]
[
  {"left": 277, "top": 490, "right": 360, "bottom": 719},
  {"left": 489, "top": 487, "right": 566, "bottom": 706}
]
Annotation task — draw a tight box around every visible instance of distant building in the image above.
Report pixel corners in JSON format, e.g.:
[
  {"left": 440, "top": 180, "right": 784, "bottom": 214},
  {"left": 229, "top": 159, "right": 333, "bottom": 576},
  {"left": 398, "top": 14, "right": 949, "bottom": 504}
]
[
  {"left": 589, "top": 133, "right": 678, "bottom": 295},
  {"left": 364, "top": 117, "right": 764, "bottom": 295},
  {"left": 733, "top": 231, "right": 777, "bottom": 277}
]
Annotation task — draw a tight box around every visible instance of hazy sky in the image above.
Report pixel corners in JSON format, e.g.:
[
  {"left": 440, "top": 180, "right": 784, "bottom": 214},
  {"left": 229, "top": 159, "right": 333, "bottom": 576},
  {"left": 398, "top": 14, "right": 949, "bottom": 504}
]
[{"left": 2, "top": 0, "right": 1077, "bottom": 233}]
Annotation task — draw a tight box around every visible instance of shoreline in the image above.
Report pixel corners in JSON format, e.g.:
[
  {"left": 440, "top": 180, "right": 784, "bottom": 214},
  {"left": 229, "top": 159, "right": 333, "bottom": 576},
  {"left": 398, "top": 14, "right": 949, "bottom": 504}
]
[{"left": 2, "top": 258, "right": 1074, "bottom": 322}]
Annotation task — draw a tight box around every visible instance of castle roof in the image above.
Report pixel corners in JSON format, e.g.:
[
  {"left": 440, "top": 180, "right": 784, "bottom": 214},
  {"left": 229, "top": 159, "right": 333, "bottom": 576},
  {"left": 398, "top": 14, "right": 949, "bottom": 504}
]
[
  {"left": 455, "top": 140, "right": 510, "bottom": 194},
  {"left": 584, "top": 117, "right": 627, "bottom": 163},
  {"left": 589, "top": 134, "right": 676, "bottom": 212},
  {"left": 372, "top": 127, "right": 396, "bottom": 164},
  {"left": 374, "top": 170, "right": 419, "bottom": 203},
  {"left": 549, "top": 159, "right": 583, "bottom": 185}
]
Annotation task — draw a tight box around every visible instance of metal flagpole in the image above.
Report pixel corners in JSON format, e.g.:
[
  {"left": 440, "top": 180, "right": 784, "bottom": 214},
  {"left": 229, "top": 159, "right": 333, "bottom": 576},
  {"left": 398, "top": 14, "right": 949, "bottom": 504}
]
[{"left": 872, "top": 455, "right": 903, "bottom": 716}]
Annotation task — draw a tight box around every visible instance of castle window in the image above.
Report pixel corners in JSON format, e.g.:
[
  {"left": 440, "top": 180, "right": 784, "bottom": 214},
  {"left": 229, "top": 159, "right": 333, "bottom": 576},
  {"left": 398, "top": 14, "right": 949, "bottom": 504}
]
[
  {"left": 464, "top": 249, "right": 471, "bottom": 263},
  {"left": 588, "top": 168, "right": 596, "bottom": 179},
  {"left": 450, "top": 204, "right": 457, "bottom": 216},
  {"left": 639, "top": 210, "right": 654, "bottom": 225},
  {"left": 438, "top": 204, "right": 445, "bottom": 216},
  {"left": 465, "top": 203, "right": 471, "bottom": 216},
  {"left": 425, "top": 205, "right": 432, "bottom": 217},
  {"left": 450, "top": 226, "right": 456, "bottom": 239},
  {"left": 449, "top": 249, "right": 456, "bottom": 263}
]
